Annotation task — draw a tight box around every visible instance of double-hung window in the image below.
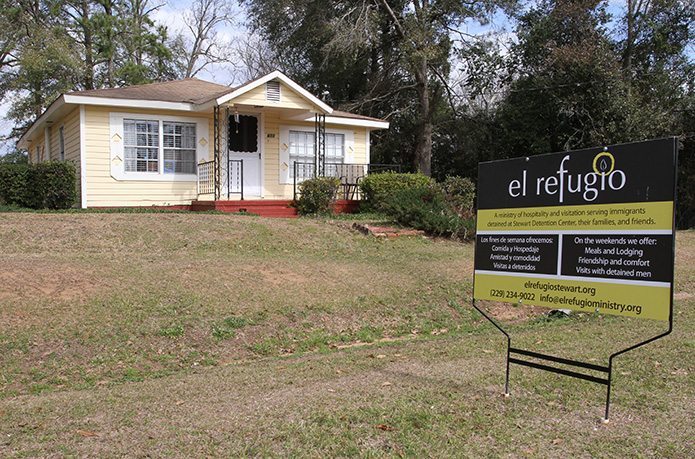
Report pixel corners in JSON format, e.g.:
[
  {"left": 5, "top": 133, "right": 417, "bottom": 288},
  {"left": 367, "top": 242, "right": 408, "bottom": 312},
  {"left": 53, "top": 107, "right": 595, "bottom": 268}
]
[
  {"left": 163, "top": 122, "right": 196, "bottom": 174},
  {"left": 325, "top": 133, "right": 345, "bottom": 164},
  {"left": 289, "top": 130, "right": 315, "bottom": 178},
  {"left": 124, "top": 119, "right": 159, "bottom": 172},
  {"left": 123, "top": 119, "right": 197, "bottom": 175}
]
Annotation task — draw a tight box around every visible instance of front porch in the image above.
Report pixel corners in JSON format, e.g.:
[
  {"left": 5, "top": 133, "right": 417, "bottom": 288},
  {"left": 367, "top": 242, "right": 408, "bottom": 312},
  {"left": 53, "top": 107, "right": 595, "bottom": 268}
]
[{"left": 192, "top": 103, "right": 399, "bottom": 215}]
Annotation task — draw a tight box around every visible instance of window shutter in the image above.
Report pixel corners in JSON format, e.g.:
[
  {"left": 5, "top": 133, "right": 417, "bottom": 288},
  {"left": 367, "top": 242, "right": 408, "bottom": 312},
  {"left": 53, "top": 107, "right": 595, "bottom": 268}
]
[{"left": 266, "top": 81, "right": 281, "bottom": 102}]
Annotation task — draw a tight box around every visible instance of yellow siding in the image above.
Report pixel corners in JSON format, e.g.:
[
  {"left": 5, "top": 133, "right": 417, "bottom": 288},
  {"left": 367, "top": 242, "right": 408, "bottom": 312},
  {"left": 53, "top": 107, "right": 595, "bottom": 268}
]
[
  {"left": 231, "top": 81, "right": 316, "bottom": 111},
  {"left": 83, "top": 106, "right": 213, "bottom": 207},
  {"left": 27, "top": 138, "right": 45, "bottom": 163},
  {"left": 28, "top": 102, "right": 371, "bottom": 205},
  {"left": 261, "top": 112, "right": 369, "bottom": 199},
  {"left": 23, "top": 109, "right": 82, "bottom": 205},
  {"left": 55, "top": 108, "right": 82, "bottom": 200}
]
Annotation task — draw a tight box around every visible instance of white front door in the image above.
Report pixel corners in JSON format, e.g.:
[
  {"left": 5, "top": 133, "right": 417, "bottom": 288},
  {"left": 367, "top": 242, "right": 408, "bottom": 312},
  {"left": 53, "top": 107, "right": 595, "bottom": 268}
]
[{"left": 226, "top": 114, "right": 262, "bottom": 198}]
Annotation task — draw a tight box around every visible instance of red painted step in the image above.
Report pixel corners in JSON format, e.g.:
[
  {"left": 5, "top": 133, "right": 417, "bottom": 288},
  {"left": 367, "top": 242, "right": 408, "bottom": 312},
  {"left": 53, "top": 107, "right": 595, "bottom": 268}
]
[
  {"left": 190, "top": 199, "right": 360, "bottom": 218},
  {"left": 190, "top": 200, "right": 298, "bottom": 218}
]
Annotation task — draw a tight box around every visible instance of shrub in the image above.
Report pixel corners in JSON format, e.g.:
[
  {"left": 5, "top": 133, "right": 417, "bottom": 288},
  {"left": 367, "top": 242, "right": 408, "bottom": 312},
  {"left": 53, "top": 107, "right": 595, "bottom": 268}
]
[
  {"left": 359, "top": 172, "right": 433, "bottom": 211},
  {"left": 382, "top": 183, "right": 465, "bottom": 237},
  {"left": 0, "top": 161, "right": 76, "bottom": 209},
  {"left": 26, "top": 162, "right": 77, "bottom": 209},
  {"left": 440, "top": 176, "right": 475, "bottom": 218},
  {"left": 0, "top": 163, "right": 29, "bottom": 206},
  {"left": 295, "top": 176, "right": 340, "bottom": 215}
]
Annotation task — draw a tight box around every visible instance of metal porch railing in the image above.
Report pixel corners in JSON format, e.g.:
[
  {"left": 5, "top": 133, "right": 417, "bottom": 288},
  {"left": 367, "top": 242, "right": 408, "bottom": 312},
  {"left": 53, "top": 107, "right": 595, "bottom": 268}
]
[
  {"left": 226, "top": 159, "right": 244, "bottom": 200},
  {"left": 197, "top": 160, "right": 215, "bottom": 196},
  {"left": 197, "top": 159, "right": 244, "bottom": 200},
  {"left": 293, "top": 162, "right": 402, "bottom": 200}
]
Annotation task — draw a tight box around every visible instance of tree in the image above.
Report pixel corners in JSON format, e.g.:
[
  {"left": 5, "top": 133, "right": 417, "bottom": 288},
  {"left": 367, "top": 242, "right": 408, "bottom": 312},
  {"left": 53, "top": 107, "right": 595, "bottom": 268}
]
[
  {"left": 116, "top": 0, "right": 178, "bottom": 85},
  {"left": 174, "top": 0, "right": 236, "bottom": 79},
  {"left": 493, "top": 0, "right": 636, "bottom": 154},
  {"left": 0, "top": 149, "right": 29, "bottom": 164},
  {"left": 243, "top": 0, "right": 517, "bottom": 175},
  {"left": 1, "top": 0, "right": 182, "bottom": 146}
]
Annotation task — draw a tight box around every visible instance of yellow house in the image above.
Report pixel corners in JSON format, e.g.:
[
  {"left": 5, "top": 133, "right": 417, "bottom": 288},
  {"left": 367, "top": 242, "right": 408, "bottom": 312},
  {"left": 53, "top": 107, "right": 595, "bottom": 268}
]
[{"left": 17, "top": 71, "right": 390, "bottom": 211}]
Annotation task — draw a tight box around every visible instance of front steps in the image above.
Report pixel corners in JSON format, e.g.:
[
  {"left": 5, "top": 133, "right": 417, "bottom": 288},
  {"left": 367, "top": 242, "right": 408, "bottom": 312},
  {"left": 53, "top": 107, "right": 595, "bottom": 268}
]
[
  {"left": 190, "top": 200, "right": 298, "bottom": 218},
  {"left": 189, "top": 199, "right": 360, "bottom": 218}
]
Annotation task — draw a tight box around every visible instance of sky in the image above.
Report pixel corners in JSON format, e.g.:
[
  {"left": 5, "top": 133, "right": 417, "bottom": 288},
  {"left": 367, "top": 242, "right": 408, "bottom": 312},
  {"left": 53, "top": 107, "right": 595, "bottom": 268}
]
[{"left": 0, "top": 0, "right": 630, "bottom": 156}]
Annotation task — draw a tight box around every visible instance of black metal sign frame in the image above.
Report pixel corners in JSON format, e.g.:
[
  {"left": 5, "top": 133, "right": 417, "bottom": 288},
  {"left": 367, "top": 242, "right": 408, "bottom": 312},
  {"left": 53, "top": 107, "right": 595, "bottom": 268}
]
[{"left": 472, "top": 138, "right": 678, "bottom": 422}]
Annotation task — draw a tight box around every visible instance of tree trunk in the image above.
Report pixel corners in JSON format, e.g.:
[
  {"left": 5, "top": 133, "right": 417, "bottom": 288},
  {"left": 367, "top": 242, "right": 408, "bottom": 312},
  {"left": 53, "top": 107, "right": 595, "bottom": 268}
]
[
  {"left": 623, "top": 0, "right": 635, "bottom": 82},
  {"left": 81, "top": 0, "right": 95, "bottom": 90},
  {"left": 413, "top": 57, "right": 432, "bottom": 176}
]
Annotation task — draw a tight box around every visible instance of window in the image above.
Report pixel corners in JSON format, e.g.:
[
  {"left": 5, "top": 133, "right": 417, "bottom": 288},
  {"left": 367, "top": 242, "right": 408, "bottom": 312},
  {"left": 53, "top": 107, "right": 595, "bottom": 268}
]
[
  {"left": 58, "top": 126, "right": 65, "bottom": 161},
  {"left": 325, "top": 133, "right": 345, "bottom": 163},
  {"left": 266, "top": 81, "right": 280, "bottom": 101},
  {"left": 289, "top": 130, "right": 315, "bottom": 178},
  {"left": 228, "top": 115, "right": 258, "bottom": 153},
  {"left": 124, "top": 119, "right": 159, "bottom": 172},
  {"left": 163, "top": 122, "right": 196, "bottom": 174},
  {"left": 122, "top": 119, "right": 197, "bottom": 174},
  {"left": 111, "top": 113, "right": 206, "bottom": 181},
  {"left": 35, "top": 145, "right": 41, "bottom": 163}
]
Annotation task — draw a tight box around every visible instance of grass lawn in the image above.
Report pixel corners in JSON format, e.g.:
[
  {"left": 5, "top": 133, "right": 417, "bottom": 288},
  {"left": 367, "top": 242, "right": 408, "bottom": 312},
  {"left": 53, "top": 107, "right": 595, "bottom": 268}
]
[{"left": 0, "top": 212, "right": 693, "bottom": 457}]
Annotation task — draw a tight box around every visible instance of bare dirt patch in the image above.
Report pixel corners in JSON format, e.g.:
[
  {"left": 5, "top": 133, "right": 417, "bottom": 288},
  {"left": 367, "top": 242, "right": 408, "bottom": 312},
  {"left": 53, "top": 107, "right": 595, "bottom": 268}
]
[
  {"left": 674, "top": 291, "right": 692, "bottom": 300},
  {"left": 0, "top": 260, "right": 104, "bottom": 302},
  {"left": 477, "top": 300, "right": 548, "bottom": 323}
]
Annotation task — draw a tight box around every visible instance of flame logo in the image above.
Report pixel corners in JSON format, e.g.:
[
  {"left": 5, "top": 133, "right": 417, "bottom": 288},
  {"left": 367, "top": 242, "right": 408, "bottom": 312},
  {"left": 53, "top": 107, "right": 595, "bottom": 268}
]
[{"left": 593, "top": 152, "right": 615, "bottom": 175}]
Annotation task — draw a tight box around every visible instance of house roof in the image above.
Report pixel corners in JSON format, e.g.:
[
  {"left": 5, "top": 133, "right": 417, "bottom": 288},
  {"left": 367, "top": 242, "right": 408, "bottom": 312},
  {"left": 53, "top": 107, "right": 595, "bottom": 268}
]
[
  {"left": 18, "top": 71, "right": 389, "bottom": 148},
  {"left": 330, "top": 110, "right": 386, "bottom": 123},
  {"left": 65, "top": 78, "right": 235, "bottom": 105}
]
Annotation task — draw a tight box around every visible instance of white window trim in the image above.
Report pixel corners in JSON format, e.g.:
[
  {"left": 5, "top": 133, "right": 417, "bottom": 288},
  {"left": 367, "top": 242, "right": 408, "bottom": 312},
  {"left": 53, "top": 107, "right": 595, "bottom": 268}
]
[
  {"left": 109, "top": 112, "right": 209, "bottom": 182},
  {"left": 278, "top": 125, "right": 354, "bottom": 185}
]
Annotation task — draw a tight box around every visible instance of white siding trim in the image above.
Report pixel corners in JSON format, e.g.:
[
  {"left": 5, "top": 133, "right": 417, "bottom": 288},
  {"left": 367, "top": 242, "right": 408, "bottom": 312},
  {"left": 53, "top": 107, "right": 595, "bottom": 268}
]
[
  {"left": 366, "top": 130, "right": 371, "bottom": 164},
  {"left": 108, "top": 112, "right": 209, "bottom": 182},
  {"left": 288, "top": 114, "right": 389, "bottom": 129},
  {"left": 79, "top": 105, "right": 87, "bottom": 208},
  {"left": 260, "top": 112, "right": 266, "bottom": 197},
  {"left": 65, "top": 95, "right": 195, "bottom": 112}
]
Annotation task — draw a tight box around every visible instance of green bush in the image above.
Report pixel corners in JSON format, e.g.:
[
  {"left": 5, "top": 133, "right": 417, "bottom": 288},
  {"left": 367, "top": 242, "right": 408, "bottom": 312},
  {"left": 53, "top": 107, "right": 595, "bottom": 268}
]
[
  {"left": 0, "top": 163, "right": 29, "bottom": 206},
  {"left": 0, "top": 161, "right": 76, "bottom": 209},
  {"left": 359, "top": 172, "right": 433, "bottom": 211},
  {"left": 382, "top": 184, "right": 465, "bottom": 237},
  {"left": 440, "top": 176, "right": 476, "bottom": 218},
  {"left": 295, "top": 176, "right": 340, "bottom": 215}
]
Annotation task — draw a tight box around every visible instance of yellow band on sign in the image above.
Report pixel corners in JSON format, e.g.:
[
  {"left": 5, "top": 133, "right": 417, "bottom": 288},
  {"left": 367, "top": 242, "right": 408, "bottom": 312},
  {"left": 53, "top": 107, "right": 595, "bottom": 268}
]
[
  {"left": 473, "top": 273, "right": 670, "bottom": 321},
  {"left": 476, "top": 201, "right": 673, "bottom": 232}
]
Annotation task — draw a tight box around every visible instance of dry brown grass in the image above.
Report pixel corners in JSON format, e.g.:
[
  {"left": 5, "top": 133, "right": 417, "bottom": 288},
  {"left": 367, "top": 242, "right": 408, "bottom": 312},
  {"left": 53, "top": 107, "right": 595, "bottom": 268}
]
[{"left": 0, "top": 214, "right": 692, "bottom": 457}]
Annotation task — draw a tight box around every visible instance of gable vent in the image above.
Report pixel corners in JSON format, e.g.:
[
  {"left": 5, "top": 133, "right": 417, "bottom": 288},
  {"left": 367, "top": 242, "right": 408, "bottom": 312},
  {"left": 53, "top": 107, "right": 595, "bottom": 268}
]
[{"left": 266, "top": 81, "right": 281, "bottom": 101}]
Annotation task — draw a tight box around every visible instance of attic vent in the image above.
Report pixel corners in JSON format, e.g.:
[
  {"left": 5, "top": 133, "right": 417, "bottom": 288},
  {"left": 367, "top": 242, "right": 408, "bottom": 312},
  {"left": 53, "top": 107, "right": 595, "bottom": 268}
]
[{"left": 266, "top": 81, "right": 281, "bottom": 101}]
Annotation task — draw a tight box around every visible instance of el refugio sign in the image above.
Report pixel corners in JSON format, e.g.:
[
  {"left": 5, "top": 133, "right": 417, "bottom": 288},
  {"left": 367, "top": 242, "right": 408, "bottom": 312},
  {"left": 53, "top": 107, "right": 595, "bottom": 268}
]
[{"left": 472, "top": 138, "right": 678, "bottom": 421}]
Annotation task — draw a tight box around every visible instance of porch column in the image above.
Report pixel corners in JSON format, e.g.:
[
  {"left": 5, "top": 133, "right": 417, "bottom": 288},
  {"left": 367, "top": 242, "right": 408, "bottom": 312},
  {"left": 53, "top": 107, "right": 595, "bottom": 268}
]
[
  {"left": 214, "top": 105, "right": 221, "bottom": 200},
  {"left": 315, "top": 113, "right": 326, "bottom": 177}
]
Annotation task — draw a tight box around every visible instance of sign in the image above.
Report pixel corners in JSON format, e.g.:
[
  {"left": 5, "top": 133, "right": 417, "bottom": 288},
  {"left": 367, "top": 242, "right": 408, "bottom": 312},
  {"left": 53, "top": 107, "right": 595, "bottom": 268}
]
[{"left": 473, "top": 138, "right": 677, "bottom": 321}]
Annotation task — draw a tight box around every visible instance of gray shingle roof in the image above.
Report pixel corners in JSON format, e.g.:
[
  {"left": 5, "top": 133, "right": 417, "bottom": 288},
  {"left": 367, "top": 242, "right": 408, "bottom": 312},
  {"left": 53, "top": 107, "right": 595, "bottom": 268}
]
[{"left": 67, "top": 78, "right": 235, "bottom": 105}]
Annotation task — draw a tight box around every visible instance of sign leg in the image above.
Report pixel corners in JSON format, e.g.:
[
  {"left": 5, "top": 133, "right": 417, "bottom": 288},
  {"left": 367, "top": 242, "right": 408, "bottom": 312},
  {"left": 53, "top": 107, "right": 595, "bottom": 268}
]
[
  {"left": 504, "top": 337, "right": 511, "bottom": 397},
  {"left": 603, "top": 362, "right": 612, "bottom": 423}
]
